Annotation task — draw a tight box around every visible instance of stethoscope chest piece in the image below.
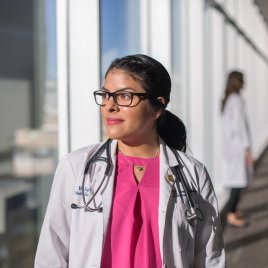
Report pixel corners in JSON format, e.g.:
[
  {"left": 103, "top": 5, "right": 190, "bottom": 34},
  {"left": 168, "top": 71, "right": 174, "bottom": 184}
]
[{"left": 185, "top": 207, "right": 204, "bottom": 225}]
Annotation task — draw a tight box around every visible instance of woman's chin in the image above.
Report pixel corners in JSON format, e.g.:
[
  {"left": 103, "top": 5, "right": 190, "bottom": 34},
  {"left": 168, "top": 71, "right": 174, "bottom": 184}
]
[{"left": 105, "top": 130, "right": 125, "bottom": 141}]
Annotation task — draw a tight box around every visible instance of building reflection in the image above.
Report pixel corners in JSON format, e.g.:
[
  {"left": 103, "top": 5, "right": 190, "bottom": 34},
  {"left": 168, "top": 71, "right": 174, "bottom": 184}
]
[{"left": 0, "top": 0, "right": 57, "bottom": 267}]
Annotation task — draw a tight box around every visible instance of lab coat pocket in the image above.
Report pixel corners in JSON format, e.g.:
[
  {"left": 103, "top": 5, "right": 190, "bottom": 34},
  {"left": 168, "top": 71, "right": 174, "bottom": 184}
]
[{"left": 175, "top": 198, "right": 196, "bottom": 251}]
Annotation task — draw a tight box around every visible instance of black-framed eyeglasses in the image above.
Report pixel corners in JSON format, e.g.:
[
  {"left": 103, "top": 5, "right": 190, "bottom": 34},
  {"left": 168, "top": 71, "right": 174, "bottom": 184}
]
[{"left": 93, "top": 89, "right": 153, "bottom": 107}]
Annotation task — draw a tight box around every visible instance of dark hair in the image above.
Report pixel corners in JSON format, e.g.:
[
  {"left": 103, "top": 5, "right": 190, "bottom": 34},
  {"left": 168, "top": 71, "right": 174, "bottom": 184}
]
[
  {"left": 105, "top": 54, "right": 187, "bottom": 152},
  {"left": 221, "top": 70, "right": 244, "bottom": 112}
]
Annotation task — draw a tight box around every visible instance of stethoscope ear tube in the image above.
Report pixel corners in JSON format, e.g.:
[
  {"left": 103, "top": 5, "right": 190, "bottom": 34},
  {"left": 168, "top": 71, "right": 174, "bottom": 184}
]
[
  {"left": 105, "top": 139, "right": 112, "bottom": 175},
  {"left": 174, "top": 165, "right": 195, "bottom": 209},
  {"left": 172, "top": 149, "right": 204, "bottom": 224},
  {"left": 83, "top": 139, "right": 112, "bottom": 175}
]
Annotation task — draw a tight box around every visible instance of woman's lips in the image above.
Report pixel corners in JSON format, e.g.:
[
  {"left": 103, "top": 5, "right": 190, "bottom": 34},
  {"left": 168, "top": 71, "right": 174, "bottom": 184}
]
[{"left": 106, "top": 118, "right": 124, "bottom": 125}]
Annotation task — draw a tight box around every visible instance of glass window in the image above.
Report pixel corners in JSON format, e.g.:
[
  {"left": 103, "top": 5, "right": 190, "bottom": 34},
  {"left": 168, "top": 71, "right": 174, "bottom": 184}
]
[
  {"left": 101, "top": 0, "right": 141, "bottom": 77},
  {"left": 0, "top": 0, "right": 57, "bottom": 266},
  {"left": 100, "top": 0, "right": 142, "bottom": 138}
]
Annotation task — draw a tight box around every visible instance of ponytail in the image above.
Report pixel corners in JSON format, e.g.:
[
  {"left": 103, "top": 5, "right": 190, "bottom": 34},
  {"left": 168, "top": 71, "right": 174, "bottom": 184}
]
[{"left": 157, "top": 110, "right": 187, "bottom": 152}]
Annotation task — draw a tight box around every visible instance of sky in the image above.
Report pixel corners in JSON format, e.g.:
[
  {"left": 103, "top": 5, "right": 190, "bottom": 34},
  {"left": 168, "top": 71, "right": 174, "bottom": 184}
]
[{"left": 46, "top": 0, "right": 57, "bottom": 81}]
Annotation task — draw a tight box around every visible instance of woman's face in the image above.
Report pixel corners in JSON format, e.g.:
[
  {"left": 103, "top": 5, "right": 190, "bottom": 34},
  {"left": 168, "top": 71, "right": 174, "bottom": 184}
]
[
  {"left": 233, "top": 75, "right": 244, "bottom": 91},
  {"left": 101, "top": 69, "right": 160, "bottom": 144}
]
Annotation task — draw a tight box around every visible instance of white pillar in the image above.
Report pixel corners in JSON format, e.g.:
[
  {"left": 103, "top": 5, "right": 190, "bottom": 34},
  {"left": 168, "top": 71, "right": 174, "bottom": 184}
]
[
  {"left": 140, "top": 0, "right": 150, "bottom": 55},
  {"left": 57, "top": 0, "right": 101, "bottom": 157},
  {"left": 187, "top": 0, "right": 205, "bottom": 161},
  {"left": 149, "top": 0, "right": 172, "bottom": 73}
]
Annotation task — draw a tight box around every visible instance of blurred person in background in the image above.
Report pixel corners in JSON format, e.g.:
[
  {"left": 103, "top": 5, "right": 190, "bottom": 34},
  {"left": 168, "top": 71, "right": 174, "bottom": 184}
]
[
  {"left": 35, "top": 54, "right": 225, "bottom": 267},
  {"left": 221, "top": 70, "right": 254, "bottom": 228}
]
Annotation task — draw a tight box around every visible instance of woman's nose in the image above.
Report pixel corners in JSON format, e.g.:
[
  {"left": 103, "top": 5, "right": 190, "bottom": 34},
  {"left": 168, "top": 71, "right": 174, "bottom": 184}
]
[{"left": 105, "top": 95, "right": 119, "bottom": 112}]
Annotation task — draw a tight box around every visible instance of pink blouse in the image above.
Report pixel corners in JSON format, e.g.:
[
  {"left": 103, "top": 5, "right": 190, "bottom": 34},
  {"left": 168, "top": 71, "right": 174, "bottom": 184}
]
[{"left": 101, "top": 152, "right": 162, "bottom": 268}]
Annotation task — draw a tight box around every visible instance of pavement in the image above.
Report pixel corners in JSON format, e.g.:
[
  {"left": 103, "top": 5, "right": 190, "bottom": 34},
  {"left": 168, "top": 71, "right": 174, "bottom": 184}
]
[{"left": 223, "top": 147, "right": 268, "bottom": 268}]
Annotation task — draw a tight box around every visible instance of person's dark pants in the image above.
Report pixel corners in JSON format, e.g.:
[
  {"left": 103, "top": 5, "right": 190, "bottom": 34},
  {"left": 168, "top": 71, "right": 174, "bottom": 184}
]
[{"left": 227, "top": 188, "right": 243, "bottom": 213}]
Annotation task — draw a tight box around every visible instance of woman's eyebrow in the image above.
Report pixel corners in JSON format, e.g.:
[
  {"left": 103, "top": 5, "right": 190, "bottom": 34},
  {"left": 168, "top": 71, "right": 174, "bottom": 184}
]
[{"left": 101, "top": 87, "right": 135, "bottom": 92}]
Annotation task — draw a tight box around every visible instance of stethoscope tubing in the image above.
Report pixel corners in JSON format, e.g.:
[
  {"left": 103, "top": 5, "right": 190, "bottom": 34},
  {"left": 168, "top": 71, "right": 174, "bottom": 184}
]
[
  {"left": 83, "top": 139, "right": 112, "bottom": 175},
  {"left": 171, "top": 148, "right": 204, "bottom": 223},
  {"left": 172, "top": 149, "right": 195, "bottom": 209}
]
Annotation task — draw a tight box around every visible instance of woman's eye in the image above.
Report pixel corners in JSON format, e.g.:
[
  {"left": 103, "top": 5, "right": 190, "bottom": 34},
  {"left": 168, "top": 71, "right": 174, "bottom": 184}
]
[
  {"left": 118, "top": 93, "right": 132, "bottom": 100},
  {"left": 101, "top": 92, "right": 109, "bottom": 99}
]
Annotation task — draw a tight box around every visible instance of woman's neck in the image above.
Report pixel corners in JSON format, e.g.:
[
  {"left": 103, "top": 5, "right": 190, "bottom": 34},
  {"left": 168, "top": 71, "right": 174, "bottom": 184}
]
[{"left": 117, "top": 136, "right": 159, "bottom": 158}]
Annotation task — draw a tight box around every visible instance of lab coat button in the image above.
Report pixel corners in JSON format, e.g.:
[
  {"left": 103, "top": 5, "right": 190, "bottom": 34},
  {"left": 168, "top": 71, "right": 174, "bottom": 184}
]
[{"left": 166, "top": 174, "right": 174, "bottom": 182}]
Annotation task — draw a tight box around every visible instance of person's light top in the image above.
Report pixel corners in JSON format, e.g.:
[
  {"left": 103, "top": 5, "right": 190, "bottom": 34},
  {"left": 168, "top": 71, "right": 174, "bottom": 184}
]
[{"left": 101, "top": 152, "right": 162, "bottom": 268}]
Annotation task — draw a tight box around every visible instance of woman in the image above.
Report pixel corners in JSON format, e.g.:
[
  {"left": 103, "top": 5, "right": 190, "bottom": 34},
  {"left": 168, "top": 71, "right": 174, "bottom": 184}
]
[
  {"left": 221, "top": 71, "right": 253, "bottom": 227},
  {"left": 35, "top": 54, "right": 225, "bottom": 267}
]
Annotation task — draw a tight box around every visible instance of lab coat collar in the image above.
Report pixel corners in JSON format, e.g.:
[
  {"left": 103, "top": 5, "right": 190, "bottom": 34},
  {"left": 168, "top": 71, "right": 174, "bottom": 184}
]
[{"left": 159, "top": 137, "right": 184, "bottom": 167}]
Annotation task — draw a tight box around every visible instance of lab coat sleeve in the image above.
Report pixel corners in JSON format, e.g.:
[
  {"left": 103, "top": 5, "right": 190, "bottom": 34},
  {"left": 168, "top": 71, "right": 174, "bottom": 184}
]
[
  {"left": 194, "top": 165, "right": 225, "bottom": 268},
  {"left": 35, "top": 155, "right": 76, "bottom": 267}
]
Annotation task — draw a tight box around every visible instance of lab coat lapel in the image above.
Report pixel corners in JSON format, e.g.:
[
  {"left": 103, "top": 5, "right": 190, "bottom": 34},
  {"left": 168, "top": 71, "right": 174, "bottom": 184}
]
[{"left": 158, "top": 140, "right": 178, "bottom": 260}]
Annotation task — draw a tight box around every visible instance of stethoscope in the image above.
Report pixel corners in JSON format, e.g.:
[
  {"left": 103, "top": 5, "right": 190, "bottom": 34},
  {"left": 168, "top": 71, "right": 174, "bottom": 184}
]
[
  {"left": 71, "top": 139, "right": 112, "bottom": 213},
  {"left": 71, "top": 139, "right": 204, "bottom": 225},
  {"left": 170, "top": 148, "right": 204, "bottom": 225}
]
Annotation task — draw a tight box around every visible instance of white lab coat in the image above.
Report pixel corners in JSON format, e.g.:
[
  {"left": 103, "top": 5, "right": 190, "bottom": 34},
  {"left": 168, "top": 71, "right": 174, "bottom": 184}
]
[
  {"left": 221, "top": 93, "right": 251, "bottom": 188},
  {"left": 35, "top": 139, "right": 225, "bottom": 268}
]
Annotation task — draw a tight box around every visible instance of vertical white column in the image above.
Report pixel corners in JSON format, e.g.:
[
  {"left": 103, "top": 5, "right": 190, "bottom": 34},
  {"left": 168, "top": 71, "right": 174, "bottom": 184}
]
[
  {"left": 69, "top": 0, "right": 101, "bottom": 151},
  {"left": 180, "top": 0, "right": 190, "bottom": 126},
  {"left": 203, "top": 4, "right": 212, "bottom": 173},
  {"left": 149, "top": 0, "right": 172, "bottom": 73},
  {"left": 187, "top": 0, "right": 205, "bottom": 161},
  {"left": 208, "top": 8, "right": 227, "bottom": 208},
  {"left": 140, "top": 0, "right": 150, "bottom": 54},
  {"left": 226, "top": 24, "right": 239, "bottom": 71},
  {"left": 57, "top": 0, "right": 101, "bottom": 157}
]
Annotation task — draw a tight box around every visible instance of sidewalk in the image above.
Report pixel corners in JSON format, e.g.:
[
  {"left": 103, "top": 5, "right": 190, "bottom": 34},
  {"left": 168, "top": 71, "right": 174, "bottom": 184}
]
[{"left": 223, "top": 148, "right": 268, "bottom": 268}]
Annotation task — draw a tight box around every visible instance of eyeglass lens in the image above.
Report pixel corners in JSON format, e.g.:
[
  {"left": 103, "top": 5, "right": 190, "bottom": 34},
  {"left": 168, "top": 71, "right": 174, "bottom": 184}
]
[{"left": 94, "top": 91, "right": 134, "bottom": 106}]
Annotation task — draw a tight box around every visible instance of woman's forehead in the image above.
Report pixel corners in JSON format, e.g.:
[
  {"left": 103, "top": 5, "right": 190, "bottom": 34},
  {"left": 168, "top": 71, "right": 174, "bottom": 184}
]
[
  {"left": 105, "top": 70, "right": 143, "bottom": 87},
  {"left": 103, "top": 69, "right": 144, "bottom": 90}
]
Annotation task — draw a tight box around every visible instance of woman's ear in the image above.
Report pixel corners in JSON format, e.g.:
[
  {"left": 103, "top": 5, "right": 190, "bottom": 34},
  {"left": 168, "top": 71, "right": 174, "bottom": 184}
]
[
  {"left": 157, "top": 97, "right": 166, "bottom": 106},
  {"left": 151, "top": 97, "right": 166, "bottom": 119}
]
